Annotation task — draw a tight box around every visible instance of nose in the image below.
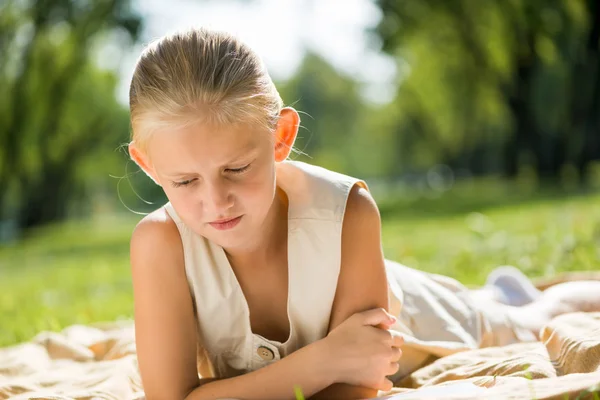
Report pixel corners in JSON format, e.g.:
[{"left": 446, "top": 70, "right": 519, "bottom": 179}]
[{"left": 203, "top": 180, "right": 234, "bottom": 215}]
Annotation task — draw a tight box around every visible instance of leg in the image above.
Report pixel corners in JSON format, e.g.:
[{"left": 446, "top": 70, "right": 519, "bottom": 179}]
[{"left": 505, "top": 280, "right": 600, "bottom": 339}]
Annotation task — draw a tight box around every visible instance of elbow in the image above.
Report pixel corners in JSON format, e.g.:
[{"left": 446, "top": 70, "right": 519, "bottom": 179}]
[
  {"left": 181, "top": 378, "right": 220, "bottom": 400},
  {"left": 143, "top": 386, "right": 197, "bottom": 400}
]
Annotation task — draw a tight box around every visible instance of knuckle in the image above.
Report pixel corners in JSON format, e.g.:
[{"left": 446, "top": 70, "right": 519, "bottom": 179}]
[
  {"left": 394, "top": 334, "right": 404, "bottom": 345},
  {"left": 382, "top": 379, "right": 393, "bottom": 391},
  {"left": 379, "top": 329, "right": 393, "bottom": 341},
  {"left": 380, "top": 342, "right": 391, "bottom": 355}
]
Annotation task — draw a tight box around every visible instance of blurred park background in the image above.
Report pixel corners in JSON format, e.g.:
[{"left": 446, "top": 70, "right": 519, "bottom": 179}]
[{"left": 1, "top": 0, "right": 599, "bottom": 346}]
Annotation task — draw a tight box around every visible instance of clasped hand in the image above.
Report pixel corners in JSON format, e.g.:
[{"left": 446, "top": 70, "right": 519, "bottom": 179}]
[{"left": 324, "top": 308, "right": 404, "bottom": 391}]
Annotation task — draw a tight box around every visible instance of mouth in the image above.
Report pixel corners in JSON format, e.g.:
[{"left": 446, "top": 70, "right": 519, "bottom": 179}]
[{"left": 208, "top": 215, "right": 243, "bottom": 231}]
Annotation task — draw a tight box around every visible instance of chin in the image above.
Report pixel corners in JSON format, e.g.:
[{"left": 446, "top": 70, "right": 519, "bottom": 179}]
[{"left": 204, "top": 227, "right": 247, "bottom": 248}]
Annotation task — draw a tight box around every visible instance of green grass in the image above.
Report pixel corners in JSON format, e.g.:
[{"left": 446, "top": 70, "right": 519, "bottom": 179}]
[
  {"left": 1, "top": 182, "right": 600, "bottom": 347},
  {"left": 0, "top": 215, "right": 138, "bottom": 346},
  {"left": 380, "top": 189, "right": 600, "bottom": 285}
]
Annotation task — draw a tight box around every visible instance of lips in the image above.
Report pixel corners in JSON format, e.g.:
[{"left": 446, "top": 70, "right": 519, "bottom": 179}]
[
  {"left": 208, "top": 215, "right": 242, "bottom": 231},
  {"left": 211, "top": 216, "right": 238, "bottom": 224}
]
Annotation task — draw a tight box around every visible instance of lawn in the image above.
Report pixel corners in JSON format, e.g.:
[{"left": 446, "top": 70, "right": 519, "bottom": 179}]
[{"left": 1, "top": 182, "right": 599, "bottom": 347}]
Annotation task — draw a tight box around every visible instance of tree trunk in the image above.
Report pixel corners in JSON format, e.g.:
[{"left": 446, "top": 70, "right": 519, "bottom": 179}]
[
  {"left": 577, "top": 0, "right": 600, "bottom": 182},
  {"left": 505, "top": 49, "right": 536, "bottom": 178}
]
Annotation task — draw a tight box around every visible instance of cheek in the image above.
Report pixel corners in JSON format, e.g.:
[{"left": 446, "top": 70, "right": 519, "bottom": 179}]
[
  {"left": 235, "top": 169, "right": 276, "bottom": 207},
  {"left": 163, "top": 187, "right": 203, "bottom": 219},
  {"left": 236, "top": 177, "right": 275, "bottom": 205}
]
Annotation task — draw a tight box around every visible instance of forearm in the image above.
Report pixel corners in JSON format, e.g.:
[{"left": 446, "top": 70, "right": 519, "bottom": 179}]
[
  {"left": 185, "top": 340, "right": 334, "bottom": 400},
  {"left": 194, "top": 362, "right": 378, "bottom": 400}
]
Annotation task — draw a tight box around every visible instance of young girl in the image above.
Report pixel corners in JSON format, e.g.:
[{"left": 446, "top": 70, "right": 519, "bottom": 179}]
[{"left": 127, "top": 27, "right": 600, "bottom": 400}]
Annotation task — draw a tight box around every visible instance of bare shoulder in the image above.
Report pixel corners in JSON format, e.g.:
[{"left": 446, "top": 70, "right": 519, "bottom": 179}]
[
  {"left": 129, "top": 207, "right": 188, "bottom": 303},
  {"left": 131, "top": 208, "right": 181, "bottom": 252},
  {"left": 129, "top": 206, "right": 189, "bottom": 318},
  {"left": 130, "top": 208, "right": 183, "bottom": 273},
  {"left": 342, "top": 183, "right": 381, "bottom": 232},
  {"left": 340, "top": 183, "right": 383, "bottom": 272}
]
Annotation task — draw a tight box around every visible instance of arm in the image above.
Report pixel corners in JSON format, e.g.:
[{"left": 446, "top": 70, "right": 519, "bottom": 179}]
[
  {"left": 186, "top": 343, "right": 333, "bottom": 400},
  {"left": 130, "top": 209, "right": 337, "bottom": 400},
  {"left": 311, "top": 184, "right": 392, "bottom": 400},
  {"left": 130, "top": 210, "right": 200, "bottom": 399}
]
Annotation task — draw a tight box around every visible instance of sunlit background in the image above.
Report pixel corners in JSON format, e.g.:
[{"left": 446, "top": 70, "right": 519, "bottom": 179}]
[{"left": 1, "top": 0, "right": 599, "bottom": 346}]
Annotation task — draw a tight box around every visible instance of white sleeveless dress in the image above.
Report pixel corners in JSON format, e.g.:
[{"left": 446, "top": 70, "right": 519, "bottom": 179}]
[{"left": 163, "top": 160, "right": 532, "bottom": 383}]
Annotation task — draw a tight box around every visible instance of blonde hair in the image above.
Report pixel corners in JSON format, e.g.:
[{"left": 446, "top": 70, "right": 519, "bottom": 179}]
[{"left": 128, "top": 27, "right": 284, "bottom": 152}]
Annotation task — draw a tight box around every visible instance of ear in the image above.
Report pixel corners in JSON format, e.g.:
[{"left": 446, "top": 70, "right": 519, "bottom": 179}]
[
  {"left": 274, "top": 107, "right": 300, "bottom": 162},
  {"left": 129, "top": 141, "right": 161, "bottom": 185}
]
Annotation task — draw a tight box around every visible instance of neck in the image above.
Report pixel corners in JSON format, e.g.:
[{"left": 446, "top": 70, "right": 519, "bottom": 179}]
[{"left": 225, "top": 186, "right": 288, "bottom": 267}]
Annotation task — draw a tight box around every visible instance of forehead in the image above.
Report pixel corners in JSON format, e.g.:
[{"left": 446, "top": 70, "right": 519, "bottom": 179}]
[{"left": 148, "top": 120, "right": 271, "bottom": 171}]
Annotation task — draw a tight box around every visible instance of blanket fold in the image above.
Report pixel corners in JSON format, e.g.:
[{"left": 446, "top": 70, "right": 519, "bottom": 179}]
[{"left": 381, "top": 311, "right": 600, "bottom": 400}]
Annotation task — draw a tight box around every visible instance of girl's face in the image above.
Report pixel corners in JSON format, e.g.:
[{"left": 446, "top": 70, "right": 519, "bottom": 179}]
[{"left": 147, "top": 120, "right": 279, "bottom": 250}]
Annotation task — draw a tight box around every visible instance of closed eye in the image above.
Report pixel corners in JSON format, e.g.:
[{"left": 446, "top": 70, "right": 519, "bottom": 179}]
[
  {"left": 170, "top": 163, "right": 251, "bottom": 187},
  {"left": 225, "top": 163, "right": 251, "bottom": 174},
  {"left": 171, "top": 178, "right": 196, "bottom": 188}
]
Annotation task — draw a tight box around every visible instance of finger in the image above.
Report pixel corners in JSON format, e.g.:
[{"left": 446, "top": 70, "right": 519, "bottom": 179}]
[
  {"left": 387, "top": 362, "right": 400, "bottom": 376},
  {"left": 374, "top": 328, "right": 394, "bottom": 343},
  {"left": 389, "top": 346, "right": 402, "bottom": 362},
  {"left": 359, "top": 308, "right": 396, "bottom": 327},
  {"left": 377, "top": 377, "right": 394, "bottom": 392},
  {"left": 391, "top": 332, "right": 404, "bottom": 347},
  {"left": 375, "top": 321, "right": 395, "bottom": 330}
]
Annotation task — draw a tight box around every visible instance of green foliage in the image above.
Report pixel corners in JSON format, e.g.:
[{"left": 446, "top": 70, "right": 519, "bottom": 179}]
[
  {"left": 270, "top": 0, "right": 599, "bottom": 184},
  {"left": 0, "top": 0, "right": 141, "bottom": 231},
  {"left": 277, "top": 53, "right": 364, "bottom": 173},
  {"left": 2, "top": 0, "right": 599, "bottom": 241},
  {"left": 293, "top": 385, "right": 305, "bottom": 400},
  {"left": 276, "top": 53, "right": 410, "bottom": 179},
  {"left": 373, "top": 0, "right": 600, "bottom": 178}
]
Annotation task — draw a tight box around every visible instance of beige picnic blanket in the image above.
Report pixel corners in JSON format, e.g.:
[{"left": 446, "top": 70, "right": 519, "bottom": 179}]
[
  {"left": 5, "top": 267, "right": 600, "bottom": 400},
  {"left": 380, "top": 311, "right": 600, "bottom": 399},
  {"left": 1, "top": 312, "right": 599, "bottom": 400},
  {"left": 0, "top": 321, "right": 143, "bottom": 400}
]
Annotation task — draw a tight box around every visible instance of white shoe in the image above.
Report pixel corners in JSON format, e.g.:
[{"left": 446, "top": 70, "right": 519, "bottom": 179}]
[{"left": 484, "top": 266, "right": 541, "bottom": 306}]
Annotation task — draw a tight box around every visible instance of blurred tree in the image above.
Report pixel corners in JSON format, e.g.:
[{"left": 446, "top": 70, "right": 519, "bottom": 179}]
[
  {"left": 277, "top": 52, "right": 405, "bottom": 179},
  {"left": 0, "top": 0, "right": 141, "bottom": 230},
  {"left": 373, "top": 0, "right": 599, "bottom": 181},
  {"left": 277, "top": 52, "right": 368, "bottom": 174}
]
